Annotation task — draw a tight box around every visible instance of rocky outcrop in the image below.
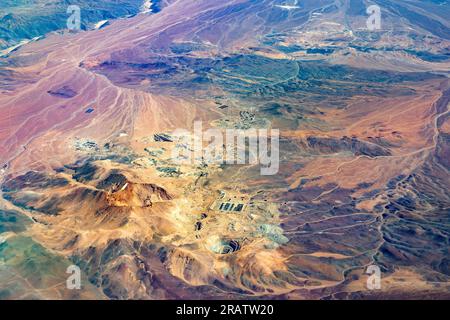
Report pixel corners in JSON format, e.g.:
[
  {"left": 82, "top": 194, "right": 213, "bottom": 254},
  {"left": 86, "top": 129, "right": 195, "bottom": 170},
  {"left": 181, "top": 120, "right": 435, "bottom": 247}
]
[{"left": 306, "top": 136, "right": 392, "bottom": 157}]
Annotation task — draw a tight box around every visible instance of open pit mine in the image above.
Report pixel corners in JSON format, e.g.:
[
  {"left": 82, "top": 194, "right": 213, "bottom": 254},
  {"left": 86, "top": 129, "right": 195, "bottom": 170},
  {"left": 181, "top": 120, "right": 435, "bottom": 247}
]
[{"left": 0, "top": 0, "right": 449, "bottom": 300}]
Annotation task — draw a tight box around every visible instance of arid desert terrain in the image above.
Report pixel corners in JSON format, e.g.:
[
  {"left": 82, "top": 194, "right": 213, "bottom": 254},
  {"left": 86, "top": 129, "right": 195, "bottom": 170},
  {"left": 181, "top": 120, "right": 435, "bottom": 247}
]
[{"left": 0, "top": 0, "right": 449, "bottom": 299}]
